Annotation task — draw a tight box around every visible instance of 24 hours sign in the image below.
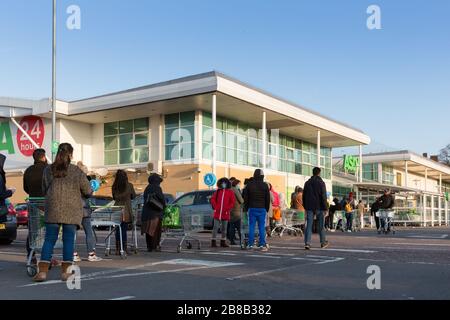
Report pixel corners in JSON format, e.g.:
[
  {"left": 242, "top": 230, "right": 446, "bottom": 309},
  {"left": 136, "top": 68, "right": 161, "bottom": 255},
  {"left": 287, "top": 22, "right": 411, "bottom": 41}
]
[{"left": 0, "top": 116, "right": 46, "bottom": 157}]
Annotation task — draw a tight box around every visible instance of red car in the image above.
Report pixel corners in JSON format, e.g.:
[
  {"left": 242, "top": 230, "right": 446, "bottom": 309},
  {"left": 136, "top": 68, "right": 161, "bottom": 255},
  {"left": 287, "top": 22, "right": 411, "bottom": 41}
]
[{"left": 14, "top": 203, "right": 28, "bottom": 227}]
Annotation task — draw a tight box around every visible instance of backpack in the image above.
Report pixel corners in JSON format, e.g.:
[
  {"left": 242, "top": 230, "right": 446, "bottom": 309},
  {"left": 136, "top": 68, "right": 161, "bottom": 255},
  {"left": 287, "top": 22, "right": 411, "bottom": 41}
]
[{"left": 345, "top": 202, "right": 353, "bottom": 213}]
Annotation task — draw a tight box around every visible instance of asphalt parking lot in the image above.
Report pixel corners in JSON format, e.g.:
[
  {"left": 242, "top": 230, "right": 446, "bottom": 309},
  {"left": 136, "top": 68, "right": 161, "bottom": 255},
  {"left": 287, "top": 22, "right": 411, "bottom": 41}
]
[{"left": 1, "top": 226, "right": 450, "bottom": 300}]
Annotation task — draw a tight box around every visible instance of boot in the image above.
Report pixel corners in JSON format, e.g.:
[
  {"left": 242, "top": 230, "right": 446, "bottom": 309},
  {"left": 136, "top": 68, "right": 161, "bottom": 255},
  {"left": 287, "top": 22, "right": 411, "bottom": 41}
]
[
  {"left": 61, "top": 261, "right": 74, "bottom": 282},
  {"left": 220, "top": 240, "right": 230, "bottom": 248},
  {"left": 33, "top": 261, "right": 50, "bottom": 282},
  {"left": 211, "top": 240, "right": 217, "bottom": 248}
]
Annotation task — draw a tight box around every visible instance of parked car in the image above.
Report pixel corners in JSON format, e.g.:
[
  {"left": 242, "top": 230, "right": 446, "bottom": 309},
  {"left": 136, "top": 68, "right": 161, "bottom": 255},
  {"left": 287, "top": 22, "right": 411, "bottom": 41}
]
[
  {"left": 133, "top": 193, "right": 175, "bottom": 227},
  {"left": 15, "top": 203, "right": 29, "bottom": 227},
  {"left": 0, "top": 200, "right": 17, "bottom": 245},
  {"left": 170, "top": 190, "right": 215, "bottom": 230}
]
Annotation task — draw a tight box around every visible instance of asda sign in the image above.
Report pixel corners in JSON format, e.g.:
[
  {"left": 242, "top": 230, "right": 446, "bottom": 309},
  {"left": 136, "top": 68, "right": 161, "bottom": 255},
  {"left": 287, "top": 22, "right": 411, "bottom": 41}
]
[
  {"left": 0, "top": 116, "right": 49, "bottom": 169},
  {"left": 344, "top": 155, "right": 360, "bottom": 174}
]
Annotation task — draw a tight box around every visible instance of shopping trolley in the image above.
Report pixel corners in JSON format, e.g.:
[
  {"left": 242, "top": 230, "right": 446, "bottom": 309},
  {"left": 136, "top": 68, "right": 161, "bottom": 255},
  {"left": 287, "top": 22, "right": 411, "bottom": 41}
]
[
  {"left": 26, "top": 197, "right": 64, "bottom": 277},
  {"left": 129, "top": 197, "right": 141, "bottom": 254},
  {"left": 90, "top": 205, "right": 127, "bottom": 258},
  {"left": 160, "top": 206, "right": 203, "bottom": 253},
  {"left": 271, "top": 209, "right": 304, "bottom": 237},
  {"left": 376, "top": 209, "right": 396, "bottom": 235}
]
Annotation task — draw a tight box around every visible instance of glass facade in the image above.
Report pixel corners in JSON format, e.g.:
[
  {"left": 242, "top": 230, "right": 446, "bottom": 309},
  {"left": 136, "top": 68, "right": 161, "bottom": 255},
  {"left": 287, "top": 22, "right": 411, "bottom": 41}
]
[
  {"left": 164, "top": 111, "right": 195, "bottom": 160},
  {"left": 104, "top": 118, "right": 149, "bottom": 165},
  {"left": 362, "top": 163, "right": 379, "bottom": 182},
  {"left": 382, "top": 165, "right": 395, "bottom": 185},
  {"left": 202, "top": 112, "right": 332, "bottom": 179}
]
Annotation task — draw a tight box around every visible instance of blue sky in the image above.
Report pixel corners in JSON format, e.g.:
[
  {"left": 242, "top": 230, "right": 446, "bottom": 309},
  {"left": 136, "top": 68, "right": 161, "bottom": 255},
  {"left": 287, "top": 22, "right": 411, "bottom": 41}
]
[{"left": 1, "top": 0, "right": 449, "bottom": 155}]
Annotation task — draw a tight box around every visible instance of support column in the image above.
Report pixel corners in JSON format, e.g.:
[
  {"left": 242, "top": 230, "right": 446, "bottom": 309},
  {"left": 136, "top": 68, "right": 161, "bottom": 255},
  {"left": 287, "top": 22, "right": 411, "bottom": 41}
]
[
  {"left": 317, "top": 130, "right": 321, "bottom": 168},
  {"left": 438, "top": 195, "right": 442, "bottom": 226},
  {"left": 262, "top": 111, "right": 267, "bottom": 170},
  {"left": 405, "top": 161, "right": 409, "bottom": 188},
  {"left": 212, "top": 94, "right": 217, "bottom": 175},
  {"left": 431, "top": 195, "right": 435, "bottom": 227},
  {"left": 378, "top": 163, "right": 383, "bottom": 184},
  {"left": 425, "top": 169, "right": 428, "bottom": 192},
  {"left": 422, "top": 194, "right": 427, "bottom": 227},
  {"left": 445, "top": 199, "right": 449, "bottom": 226},
  {"left": 359, "top": 145, "right": 363, "bottom": 183}
]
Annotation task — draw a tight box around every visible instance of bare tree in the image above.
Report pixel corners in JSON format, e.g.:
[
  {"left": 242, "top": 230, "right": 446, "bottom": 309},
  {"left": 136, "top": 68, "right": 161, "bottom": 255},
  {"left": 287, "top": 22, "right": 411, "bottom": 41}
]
[{"left": 439, "top": 144, "right": 450, "bottom": 165}]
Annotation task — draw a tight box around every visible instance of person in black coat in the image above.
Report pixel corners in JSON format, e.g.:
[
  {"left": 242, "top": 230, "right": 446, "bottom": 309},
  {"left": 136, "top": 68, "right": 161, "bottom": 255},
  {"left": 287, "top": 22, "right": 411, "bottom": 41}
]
[
  {"left": 141, "top": 173, "right": 166, "bottom": 252},
  {"left": 371, "top": 198, "right": 381, "bottom": 230},
  {"left": 302, "top": 167, "right": 329, "bottom": 250}
]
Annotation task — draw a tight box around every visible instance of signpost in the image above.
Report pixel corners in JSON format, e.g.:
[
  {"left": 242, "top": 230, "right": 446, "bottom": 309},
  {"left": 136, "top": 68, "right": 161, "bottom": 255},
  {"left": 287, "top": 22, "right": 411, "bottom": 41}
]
[
  {"left": 204, "top": 173, "right": 217, "bottom": 189},
  {"left": 52, "top": 141, "right": 60, "bottom": 154}
]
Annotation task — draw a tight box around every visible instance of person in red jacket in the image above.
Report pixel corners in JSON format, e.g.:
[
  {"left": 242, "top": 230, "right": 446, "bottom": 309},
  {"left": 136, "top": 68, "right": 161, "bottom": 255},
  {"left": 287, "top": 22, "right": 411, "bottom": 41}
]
[{"left": 210, "top": 177, "right": 236, "bottom": 248}]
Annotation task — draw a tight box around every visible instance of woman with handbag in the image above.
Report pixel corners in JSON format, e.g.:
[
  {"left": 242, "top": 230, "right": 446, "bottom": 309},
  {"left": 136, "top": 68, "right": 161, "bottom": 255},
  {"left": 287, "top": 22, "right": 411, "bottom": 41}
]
[
  {"left": 141, "top": 173, "right": 166, "bottom": 252},
  {"left": 33, "top": 143, "right": 92, "bottom": 282},
  {"left": 112, "top": 170, "right": 136, "bottom": 255}
]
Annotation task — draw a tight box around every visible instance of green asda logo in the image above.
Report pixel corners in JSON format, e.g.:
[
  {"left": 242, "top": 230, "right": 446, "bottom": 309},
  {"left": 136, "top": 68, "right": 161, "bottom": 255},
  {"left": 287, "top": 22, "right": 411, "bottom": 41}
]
[
  {"left": 344, "top": 155, "right": 360, "bottom": 174},
  {"left": 0, "top": 121, "right": 15, "bottom": 154}
]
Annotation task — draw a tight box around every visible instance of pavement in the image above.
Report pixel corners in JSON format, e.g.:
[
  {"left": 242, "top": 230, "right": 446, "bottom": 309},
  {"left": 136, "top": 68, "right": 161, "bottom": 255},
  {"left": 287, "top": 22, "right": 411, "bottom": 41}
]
[{"left": 1, "top": 226, "right": 450, "bottom": 300}]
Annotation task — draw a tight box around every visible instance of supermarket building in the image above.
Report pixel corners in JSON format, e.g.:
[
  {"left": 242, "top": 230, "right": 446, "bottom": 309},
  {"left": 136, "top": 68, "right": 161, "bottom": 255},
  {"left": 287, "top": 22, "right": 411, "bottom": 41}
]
[
  {"left": 0, "top": 71, "right": 370, "bottom": 202},
  {"left": 333, "top": 150, "right": 450, "bottom": 226}
]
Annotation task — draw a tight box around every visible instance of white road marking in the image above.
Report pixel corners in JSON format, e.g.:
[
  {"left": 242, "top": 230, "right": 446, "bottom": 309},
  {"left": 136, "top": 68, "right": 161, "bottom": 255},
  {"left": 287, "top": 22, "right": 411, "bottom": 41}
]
[
  {"left": 20, "top": 259, "right": 243, "bottom": 287},
  {"left": 201, "top": 252, "right": 237, "bottom": 257},
  {"left": 227, "top": 256, "right": 345, "bottom": 281},
  {"left": 407, "top": 262, "right": 436, "bottom": 265},
  {"left": 406, "top": 234, "right": 448, "bottom": 239},
  {"left": 247, "top": 255, "right": 281, "bottom": 259},
  {"left": 391, "top": 243, "right": 450, "bottom": 247},
  {"left": 109, "top": 296, "right": 135, "bottom": 300},
  {"left": 358, "top": 258, "right": 387, "bottom": 262},
  {"left": 0, "top": 251, "right": 26, "bottom": 256},
  {"left": 269, "top": 246, "right": 376, "bottom": 253}
]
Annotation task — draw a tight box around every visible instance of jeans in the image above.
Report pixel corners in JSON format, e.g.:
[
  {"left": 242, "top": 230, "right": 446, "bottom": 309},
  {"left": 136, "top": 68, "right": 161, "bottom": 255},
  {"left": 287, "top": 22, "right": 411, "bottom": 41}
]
[
  {"left": 248, "top": 208, "right": 267, "bottom": 247},
  {"left": 115, "top": 222, "right": 128, "bottom": 245},
  {"left": 346, "top": 213, "right": 353, "bottom": 231},
  {"left": 41, "top": 224, "right": 77, "bottom": 262},
  {"left": 227, "top": 219, "right": 241, "bottom": 243},
  {"left": 304, "top": 210, "right": 327, "bottom": 245},
  {"left": 77, "top": 217, "right": 96, "bottom": 253},
  {"left": 212, "top": 219, "right": 228, "bottom": 240}
]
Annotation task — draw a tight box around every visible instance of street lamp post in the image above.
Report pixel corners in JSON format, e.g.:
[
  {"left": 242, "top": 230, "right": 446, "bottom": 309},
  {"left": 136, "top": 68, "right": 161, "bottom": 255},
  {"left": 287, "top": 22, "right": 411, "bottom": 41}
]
[{"left": 51, "top": 0, "right": 57, "bottom": 161}]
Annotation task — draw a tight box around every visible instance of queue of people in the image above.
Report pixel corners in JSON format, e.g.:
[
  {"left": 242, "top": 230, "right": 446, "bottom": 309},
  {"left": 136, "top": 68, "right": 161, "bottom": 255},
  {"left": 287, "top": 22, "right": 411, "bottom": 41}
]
[{"left": 1, "top": 141, "right": 399, "bottom": 283}]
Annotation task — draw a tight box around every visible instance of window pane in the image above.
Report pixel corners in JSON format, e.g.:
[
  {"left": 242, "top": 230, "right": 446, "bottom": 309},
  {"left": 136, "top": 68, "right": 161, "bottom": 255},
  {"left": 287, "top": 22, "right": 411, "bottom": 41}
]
[
  {"left": 119, "top": 120, "right": 133, "bottom": 134},
  {"left": 104, "top": 122, "right": 118, "bottom": 136},
  {"left": 237, "top": 135, "right": 248, "bottom": 150},
  {"left": 179, "top": 143, "right": 194, "bottom": 160},
  {"left": 303, "top": 153, "right": 311, "bottom": 164},
  {"left": 180, "top": 111, "right": 195, "bottom": 126},
  {"left": 295, "top": 139, "right": 302, "bottom": 150},
  {"left": 226, "top": 148, "right": 237, "bottom": 164},
  {"left": 269, "top": 144, "right": 277, "bottom": 156},
  {"left": 179, "top": 126, "right": 194, "bottom": 143},
  {"left": 279, "top": 146, "right": 286, "bottom": 159},
  {"left": 119, "top": 134, "right": 133, "bottom": 149},
  {"left": 226, "top": 133, "right": 236, "bottom": 149},
  {"left": 295, "top": 163, "right": 302, "bottom": 175},
  {"left": 165, "top": 113, "right": 179, "bottom": 128},
  {"left": 165, "top": 145, "right": 178, "bottom": 160},
  {"left": 287, "top": 161, "right": 295, "bottom": 173},
  {"left": 286, "top": 137, "right": 294, "bottom": 148},
  {"left": 237, "top": 123, "right": 248, "bottom": 136},
  {"left": 175, "top": 194, "right": 195, "bottom": 206},
  {"left": 249, "top": 138, "right": 258, "bottom": 153},
  {"left": 119, "top": 149, "right": 133, "bottom": 164},
  {"left": 134, "top": 148, "right": 149, "bottom": 163},
  {"left": 203, "top": 112, "right": 212, "bottom": 127},
  {"left": 217, "top": 147, "right": 226, "bottom": 162},
  {"left": 104, "top": 136, "right": 118, "bottom": 151},
  {"left": 216, "top": 117, "right": 225, "bottom": 131},
  {"left": 202, "top": 126, "right": 213, "bottom": 143},
  {"left": 134, "top": 118, "right": 149, "bottom": 132},
  {"left": 135, "top": 133, "right": 148, "bottom": 146},
  {"left": 294, "top": 150, "right": 302, "bottom": 162},
  {"left": 165, "top": 128, "right": 179, "bottom": 144},
  {"left": 105, "top": 151, "right": 118, "bottom": 165},
  {"left": 237, "top": 151, "right": 248, "bottom": 165},
  {"left": 203, "top": 143, "right": 212, "bottom": 160},
  {"left": 227, "top": 120, "right": 237, "bottom": 133},
  {"left": 286, "top": 148, "right": 294, "bottom": 160},
  {"left": 248, "top": 128, "right": 258, "bottom": 138},
  {"left": 217, "top": 131, "right": 226, "bottom": 146},
  {"left": 311, "top": 154, "right": 318, "bottom": 166},
  {"left": 248, "top": 153, "right": 258, "bottom": 167}
]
